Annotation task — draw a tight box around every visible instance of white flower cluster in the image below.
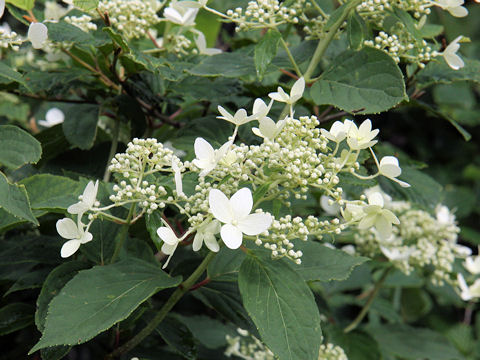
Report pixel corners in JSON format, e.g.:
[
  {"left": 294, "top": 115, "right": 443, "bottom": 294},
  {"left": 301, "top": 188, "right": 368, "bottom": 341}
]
[
  {"left": 350, "top": 188, "right": 463, "bottom": 286},
  {"left": 318, "top": 343, "right": 349, "bottom": 360},
  {"left": 97, "top": 0, "right": 162, "bottom": 39},
  {"left": 0, "top": 23, "right": 22, "bottom": 51},
  {"left": 226, "top": 0, "right": 306, "bottom": 31},
  {"left": 225, "top": 328, "right": 275, "bottom": 360},
  {"left": 64, "top": 15, "right": 98, "bottom": 32}
]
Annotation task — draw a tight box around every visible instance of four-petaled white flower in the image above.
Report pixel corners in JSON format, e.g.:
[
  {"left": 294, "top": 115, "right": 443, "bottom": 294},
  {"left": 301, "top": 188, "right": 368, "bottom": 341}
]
[
  {"left": 209, "top": 188, "right": 272, "bottom": 249},
  {"left": 442, "top": 36, "right": 465, "bottom": 70},
  {"left": 194, "top": 31, "right": 221, "bottom": 56},
  {"left": 192, "top": 137, "right": 231, "bottom": 176},
  {"left": 433, "top": 0, "right": 468, "bottom": 17},
  {"left": 464, "top": 252, "right": 480, "bottom": 275},
  {"left": 57, "top": 217, "right": 93, "bottom": 258},
  {"left": 38, "top": 108, "right": 64, "bottom": 127},
  {"left": 156, "top": 225, "right": 183, "bottom": 269},
  {"left": 163, "top": 3, "right": 199, "bottom": 26},
  {"left": 68, "top": 180, "right": 99, "bottom": 215},
  {"left": 378, "top": 156, "right": 410, "bottom": 188},
  {"left": 193, "top": 220, "right": 221, "bottom": 252},
  {"left": 252, "top": 116, "right": 287, "bottom": 140},
  {"left": 28, "top": 22, "right": 48, "bottom": 49},
  {"left": 320, "top": 120, "right": 353, "bottom": 143},
  {"left": 358, "top": 192, "right": 400, "bottom": 240},
  {"left": 268, "top": 77, "right": 305, "bottom": 105},
  {"left": 217, "top": 105, "right": 254, "bottom": 126},
  {"left": 172, "top": 158, "right": 184, "bottom": 197},
  {"left": 347, "top": 119, "right": 379, "bottom": 150}
]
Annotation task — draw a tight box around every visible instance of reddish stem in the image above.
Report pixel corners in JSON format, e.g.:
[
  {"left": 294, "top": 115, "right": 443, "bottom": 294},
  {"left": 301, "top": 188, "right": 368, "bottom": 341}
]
[{"left": 190, "top": 277, "right": 211, "bottom": 291}]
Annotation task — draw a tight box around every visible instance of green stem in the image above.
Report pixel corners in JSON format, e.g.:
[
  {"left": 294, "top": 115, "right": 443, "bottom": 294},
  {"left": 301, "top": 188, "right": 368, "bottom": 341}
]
[
  {"left": 106, "top": 251, "right": 217, "bottom": 358},
  {"left": 280, "top": 37, "right": 302, "bottom": 77},
  {"left": 303, "top": 0, "right": 361, "bottom": 82},
  {"left": 103, "top": 119, "right": 120, "bottom": 182},
  {"left": 110, "top": 204, "right": 136, "bottom": 264},
  {"left": 343, "top": 267, "right": 391, "bottom": 333}
]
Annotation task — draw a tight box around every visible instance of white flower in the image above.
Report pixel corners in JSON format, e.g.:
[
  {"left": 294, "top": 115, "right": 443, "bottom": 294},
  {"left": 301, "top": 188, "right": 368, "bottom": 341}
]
[
  {"left": 28, "top": 22, "right": 48, "bottom": 49},
  {"left": 320, "top": 195, "right": 341, "bottom": 215},
  {"left": 435, "top": 204, "right": 455, "bottom": 225},
  {"left": 268, "top": 77, "right": 305, "bottom": 104},
  {"left": 347, "top": 119, "right": 379, "bottom": 150},
  {"left": 217, "top": 105, "right": 254, "bottom": 126},
  {"left": 433, "top": 0, "right": 468, "bottom": 17},
  {"left": 380, "top": 246, "right": 414, "bottom": 261},
  {"left": 192, "top": 137, "right": 231, "bottom": 176},
  {"left": 320, "top": 120, "right": 353, "bottom": 143},
  {"left": 56, "top": 217, "right": 93, "bottom": 258},
  {"left": 157, "top": 226, "right": 182, "bottom": 269},
  {"left": 455, "top": 244, "right": 472, "bottom": 258},
  {"left": 252, "top": 116, "right": 287, "bottom": 140},
  {"left": 341, "top": 245, "right": 356, "bottom": 256},
  {"left": 172, "top": 159, "right": 184, "bottom": 197},
  {"left": 68, "top": 180, "right": 99, "bottom": 215},
  {"left": 0, "top": 0, "right": 5, "bottom": 19},
  {"left": 343, "top": 203, "right": 365, "bottom": 222},
  {"left": 464, "top": 253, "right": 480, "bottom": 275},
  {"left": 193, "top": 220, "right": 221, "bottom": 252},
  {"left": 364, "top": 185, "right": 392, "bottom": 206},
  {"left": 358, "top": 192, "right": 400, "bottom": 240},
  {"left": 442, "top": 36, "right": 465, "bottom": 70},
  {"left": 251, "top": 98, "right": 273, "bottom": 120},
  {"left": 194, "top": 31, "right": 221, "bottom": 56},
  {"left": 163, "top": 3, "right": 198, "bottom": 26},
  {"left": 209, "top": 188, "right": 272, "bottom": 249},
  {"left": 38, "top": 108, "right": 64, "bottom": 127},
  {"left": 456, "top": 273, "right": 480, "bottom": 301},
  {"left": 378, "top": 156, "right": 410, "bottom": 188}
]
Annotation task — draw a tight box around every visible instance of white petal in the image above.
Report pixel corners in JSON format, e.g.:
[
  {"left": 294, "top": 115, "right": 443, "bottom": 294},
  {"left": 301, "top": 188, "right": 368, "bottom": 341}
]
[
  {"left": 448, "top": 5, "right": 468, "bottom": 17},
  {"left": 28, "top": 22, "right": 48, "bottom": 49},
  {"left": 232, "top": 108, "right": 249, "bottom": 125},
  {"left": 46, "top": 108, "right": 64, "bottom": 125},
  {"left": 290, "top": 77, "right": 305, "bottom": 100},
  {"left": 379, "top": 156, "right": 402, "bottom": 178},
  {"left": 194, "top": 137, "right": 215, "bottom": 160},
  {"left": 220, "top": 224, "right": 243, "bottom": 249},
  {"left": 252, "top": 127, "right": 263, "bottom": 138},
  {"left": 203, "top": 47, "right": 222, "bottom": 56},
  {"left": 157, "top": 226, "right": 179, "bottom": 245},
  {"left": 237, "top": 213, "right": 272, "bottom": 236},
  {"left": 164, "top": 7, "right": 183, "bottom": 24},
  {"left": 161, "top": 243, "right": 178, "bottom": 269},
  {"left": 82, "top": 180, "right": 98, "bottom": 208},
  {"left": 56, "top": 218, "right": 80, "bottom": 239},
  {"left": 375, "top": 216, "right": 393, "bottom": 240},
  {"left": 358, "top": 213, "right": 377, "bottom": 229},
  {"left": 230, "top": 187, "right": 253, "bottom": 220},
  {"left": 80, "top": 230, "right": 93, "bottom": 244},
  {"left": 61, "top": 239, "right": 81, "bottom": 258},
  {"left": 203, "top": 233, "right": 220, "bottom": 252},
  {"left": 444, "top": 52, "right": 464, "bottom": 70},
  {"left": 192, "top": 233, "right": 203, "bottom": 252},
  {"left": 209, "top": 189, "right": 233, "bottom": 223},
  {"left": 258, "top": 117, "right": 277, "bottom": 139},
  {"left": 0, "top": 0, "right": 4, "bottom": 18},
  {"left": 392, "top": 178, "right": 411, "bottom": 188},
  {"left": 217, "top": 105, "right": 233, "bottom": 121},
  {"left": 368, "top": 192, "right": 384, "bottom": 207}
]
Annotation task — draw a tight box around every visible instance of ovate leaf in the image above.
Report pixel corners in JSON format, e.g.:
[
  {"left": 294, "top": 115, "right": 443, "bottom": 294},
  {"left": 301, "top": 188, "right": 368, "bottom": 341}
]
[
  {"left": 254, "top": 29, "right": 282, "bottom": 78},
  {"left": 30, "top": 258, "right": 182, "bottom": 352},
  {"left": 347, "top": 12, "right": 366, "bottom": 50},
  {"left": 0, "top": 125, "right": 42, "bottom": 169},
  {"left": 188, "top": 52, "right": 256, "bottom": 78},
  {"left": 73, "top": 0, "right": 99, "bottom": 11},
  {"left": 0, "top": 172, "right": 38, "bottom": 225},
  {"left": 238, "top": 253, "right": 322, "bottom": 360},
  {"left": 5, "top": 0, "right": 34, "bottom": 10},
  {"left": 63, "top": 104, "right": 99, "bottom": 150},
  {"left": 417, "top": 58, "right": 480, "bottom": 88},
  {"left": 310, "top": 47, "right": 407, "bottom": 114}
]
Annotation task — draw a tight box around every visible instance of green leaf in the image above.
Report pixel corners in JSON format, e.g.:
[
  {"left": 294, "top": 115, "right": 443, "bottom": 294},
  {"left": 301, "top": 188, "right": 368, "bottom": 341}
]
[
  {"left": 326, "top": 326, "right": 381, "bottom": 360},
  {"left": 30, "top": 258, "right": 182, "bottom": 352},
  {"left": 188, "top": 52, "right": 256, "bottom": 78},
  {"left": 347, "top": 12, "right": 366, "bottom": 50},
  {"left": 73, "top": 0, "right": 99, "bottom": 11},
  {"left": 387, "top": 8, "right": 423, "bottom": 45},
  {"left": 21, "top": 174, "right": 80, "bottom": 211},
  {"left": 238, "top": 253, "right": 322, "bottom": 360},
  {"left": 417, "top": 58, "right": 480, "bottom": 88},
  {"left": 155, "top": 315, "right": 197, "bottom": 360},
  {"left": 63, "top": 104, "right": 99, "bottom": 150},
  {"left": 0, "top": 303, "right": 34, "bottom": 335},
  {"left": 0, "top": 172, "right": 38, "bottom": 225},
  {"left": 293, "top": 241, "right": 369, "bottom": 282},
  {"left": 46, "top": 22, "right": 95, "bottom": 44},
  {"left": 367, "top": 324, "right": 462, "bottom": 360},
  {"left": 5, "top": 0, "right": 34, "bottom": 10},
  {"left": 310, "top": 47, "right": 407, "bottom": 114},
  {"left": 207, "top": 247, "right": 246, "bottom": 281},
  {"left": 103, "top": 27, "right": 130, "bottom": 52},
  {"left": 254, "top": 29, "right": 282, "bottom": 78},
  {"left": 177, "top": 315, "right": 235, "bottom": 349},
  {"left": 0, "top": 62, "right": 30, "bottom": 89},
  {"left": 0, "top": 125, "right": 42, "bottom": 169},
  {"left": 5, "top": 268, "right": 51, "bottom": 296}
]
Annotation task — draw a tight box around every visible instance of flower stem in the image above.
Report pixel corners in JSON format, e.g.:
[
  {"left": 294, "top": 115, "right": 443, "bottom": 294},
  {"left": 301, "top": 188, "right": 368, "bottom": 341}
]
[
  {"left": 343, "top": 267, "right": 391, "bottom": 333},
  {"left": 103, "top": 119, "right": 120, "bottom": 182},
  {"left": 106, "top": 251, "right": 217, "bottom": 358},
  {"left": 109, "top": 204, "right": 136, "bottom": 264},
  {"left": 303, "top": 0, "right": 361, "bottom": 82}
]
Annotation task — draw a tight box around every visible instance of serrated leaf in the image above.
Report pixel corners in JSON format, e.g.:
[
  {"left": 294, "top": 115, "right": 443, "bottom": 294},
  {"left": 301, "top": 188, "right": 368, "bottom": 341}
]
[
  {"left": 73, "top": 0, "right": 99, "bottom": 11},
  {"left": 254, "top": 29, "right": 282, "bottom": 78},
  {"left": 0, "top": 125, "right": 42, "bottom": 169},
  {"left": 30, "top": 258, "right": 182, "bottom": 352},
  {"left": 63, "top": 104, "right": 99, "bottom": 150},
  {"left": 207, "top": 247, "right": 246, "bottom": 281},
  {"left": 238, "top": 253, "right": 322, "bottom": 360},
  {"left": 188, "top": 52, "right": 256, "bottom": 78},
  {"left": 46, "top": 22, "right": 94, "bottom": 44},
  {"left": 0, "top": 62, "right": 30, "bottom": 89},
  {"left": 293, "top": 241, "right": 369, "bottom": 282},
  {"left": 310, "top": 47, "right": 407, "bottom": 114},
  {"left": 0, "top": 172, "right": 38, "bottom": 225},
  {"left": 417, "top": 58, "right": 480, "bottom": 88},
  {"left": 5, "top": 0, "right": 34, "bottom": 10}
]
